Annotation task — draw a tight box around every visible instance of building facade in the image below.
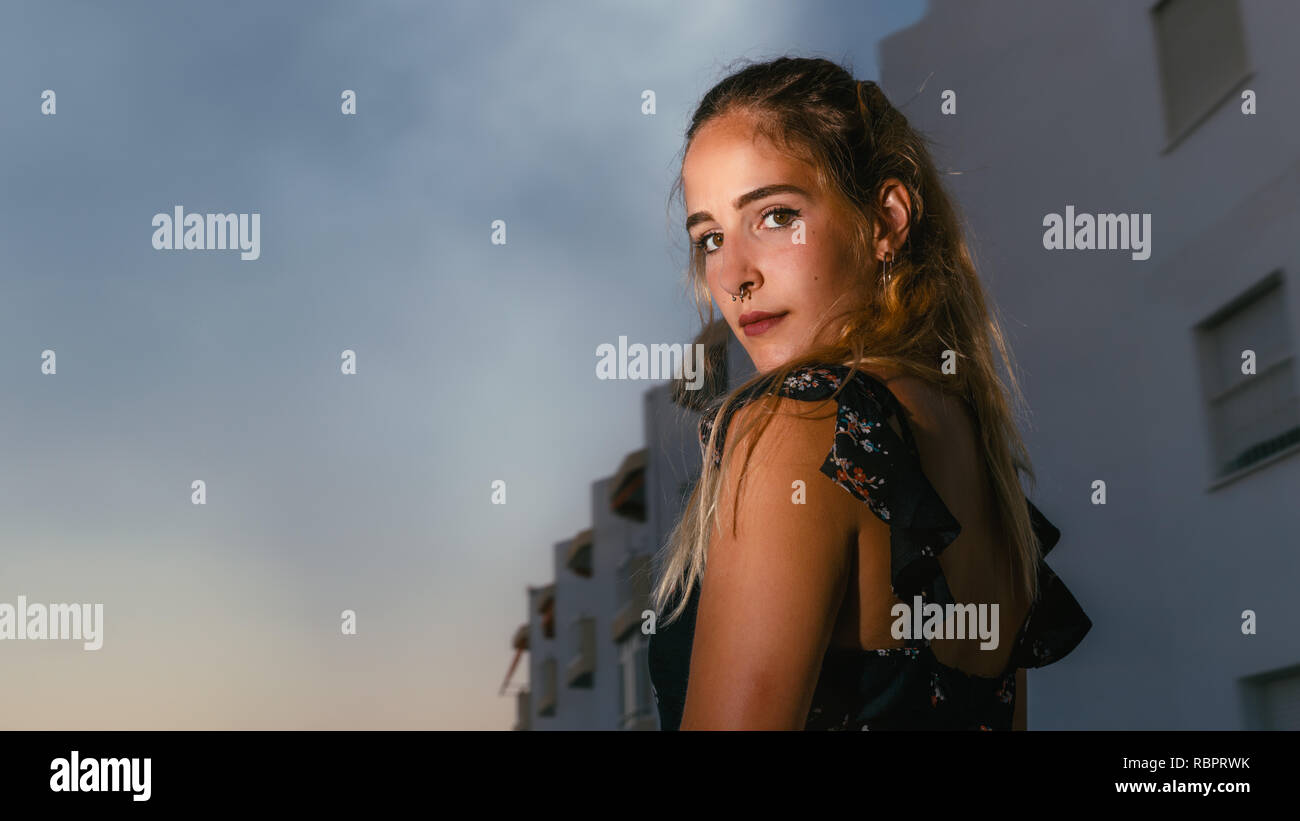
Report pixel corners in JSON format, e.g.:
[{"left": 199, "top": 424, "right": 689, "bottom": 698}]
[{"left": 878, "top": 0, "right": 1300, "bottom": 728}]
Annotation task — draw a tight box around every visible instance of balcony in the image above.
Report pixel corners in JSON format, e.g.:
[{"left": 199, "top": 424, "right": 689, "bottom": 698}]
[
  {"left": 565, "top": 529, "right": 593, "bottom": 578},
  {"left": 535, "top": 583, "right": 555, "bottom": 640},
  {"left": 565, "top": 617, "right": 596, "bottom": 688},
  {"left": 610, "top": 448, "right": 648, "bottom": 522}
]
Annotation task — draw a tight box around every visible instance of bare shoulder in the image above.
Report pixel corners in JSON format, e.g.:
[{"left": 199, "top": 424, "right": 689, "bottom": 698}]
[
  {"left": 723, "top": 393, "right": 840, "bottom": 466},
  {"left": 715, "top": 394, "right": 859, "bottom": 528}
]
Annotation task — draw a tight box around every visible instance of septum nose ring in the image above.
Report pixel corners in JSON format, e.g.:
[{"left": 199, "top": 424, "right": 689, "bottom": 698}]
[{"left": 731, "top": 284, "right": 750, "bottom": 302}]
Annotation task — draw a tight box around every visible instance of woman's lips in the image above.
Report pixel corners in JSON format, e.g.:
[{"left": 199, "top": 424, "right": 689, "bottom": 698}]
[{"left": 741, "top": 312, "right": 787, "bottom": 337}]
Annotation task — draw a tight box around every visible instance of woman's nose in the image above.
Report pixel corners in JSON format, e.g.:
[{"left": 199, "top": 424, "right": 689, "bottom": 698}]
[{"left": 718, "top": 236, "right": 761, "bottom": 300}]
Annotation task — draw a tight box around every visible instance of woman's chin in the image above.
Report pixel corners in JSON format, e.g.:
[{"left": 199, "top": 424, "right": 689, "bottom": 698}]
[{"left": 749, "top": 348, "right": 796, "bottom": 374}]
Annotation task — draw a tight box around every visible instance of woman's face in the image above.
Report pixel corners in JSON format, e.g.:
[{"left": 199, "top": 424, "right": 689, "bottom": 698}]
[{"left": 682, "top": 111, "right": 865, "bottom": 373}]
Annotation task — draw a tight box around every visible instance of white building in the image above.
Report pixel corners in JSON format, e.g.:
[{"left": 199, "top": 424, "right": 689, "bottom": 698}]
[
  {"left": 508, "top": 321, "right": 752, "bottom": 729},
  {"left": 512, "top": 472, "right": 653, "bottom": 731},
  {"left": 879, "top": 0, "right": 1300, "bottom": 728}
]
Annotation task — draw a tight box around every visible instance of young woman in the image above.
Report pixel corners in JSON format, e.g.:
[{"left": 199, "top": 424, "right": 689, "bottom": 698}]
[{"left": 646, "top": 56, "right": 1091, "bottom": 730}]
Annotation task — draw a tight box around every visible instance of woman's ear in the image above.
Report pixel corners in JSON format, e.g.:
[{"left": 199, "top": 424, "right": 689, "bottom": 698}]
[{"left": 871, "top": 178, "right": 912, "bottom": 259}]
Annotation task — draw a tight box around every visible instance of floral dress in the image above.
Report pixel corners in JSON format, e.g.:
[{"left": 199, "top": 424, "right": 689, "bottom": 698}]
[{"left": 646, "top": 363, "right": 1092, "bottom": 730}]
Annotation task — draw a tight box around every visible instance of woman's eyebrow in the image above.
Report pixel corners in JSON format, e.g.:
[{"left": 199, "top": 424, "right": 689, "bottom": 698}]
[{"left": 686, "top": 183, "right": 810, "bottom": 232}]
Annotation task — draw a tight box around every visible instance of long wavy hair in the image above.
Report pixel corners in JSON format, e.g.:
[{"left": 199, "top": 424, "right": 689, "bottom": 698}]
[{"left": 651, "top": 55, "right": 1043, "bottom": 626}]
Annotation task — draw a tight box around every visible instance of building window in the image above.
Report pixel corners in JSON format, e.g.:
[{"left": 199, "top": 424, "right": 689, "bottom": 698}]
[
  {"left": 1195, "top": 272, "right": 1300, "bottom": 481},
  {"left": 1152, "top": 0, "right": 1250, "bottom": 147},
  {"left": 618, "top": 633, "right": 653, "bottom": 729}
]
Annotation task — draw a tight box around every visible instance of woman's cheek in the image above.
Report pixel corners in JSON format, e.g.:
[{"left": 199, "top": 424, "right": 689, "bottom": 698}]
[
  {"left": 705, "top": 271, "right": 729, "bottom": 308},
  {"left": 779, "top": 228, "right": 826, "bottom": 282},
  {"left": 763, "top": 230, "right": 805, "bottom": 269}
]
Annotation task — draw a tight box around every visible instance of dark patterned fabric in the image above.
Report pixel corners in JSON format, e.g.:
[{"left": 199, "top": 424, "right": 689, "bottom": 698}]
[{"left": 648, "top": 363, "right": 1091, "bottom": 730}]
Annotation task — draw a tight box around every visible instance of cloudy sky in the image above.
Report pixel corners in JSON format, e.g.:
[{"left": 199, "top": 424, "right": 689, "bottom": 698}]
[{"left": 0, "top": 0, "right": 925, "bottom": 728}]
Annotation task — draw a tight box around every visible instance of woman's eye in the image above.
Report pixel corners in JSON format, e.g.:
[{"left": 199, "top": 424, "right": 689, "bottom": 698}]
[
  {"left": 695, "top": 232, "right": 722, "bottom": 254},
  {"left": 763, "top": 207, "right": 799, "bottom": 229}
]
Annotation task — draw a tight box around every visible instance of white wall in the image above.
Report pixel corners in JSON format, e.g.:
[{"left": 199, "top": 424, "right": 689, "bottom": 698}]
[{"left": 879, "top": 0, "right": 1300, "bottom": 728}]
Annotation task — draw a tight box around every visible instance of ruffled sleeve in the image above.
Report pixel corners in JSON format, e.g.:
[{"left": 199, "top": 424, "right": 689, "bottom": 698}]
[
  {"left": 1007, "top": 499, "right": 1093, "bottom": 669},
  {"left": 806, "top": 365, "right": 1091, "bottom": 668},
  {"left": 811, "top": 367, "right": 964, "bottom": 606}
]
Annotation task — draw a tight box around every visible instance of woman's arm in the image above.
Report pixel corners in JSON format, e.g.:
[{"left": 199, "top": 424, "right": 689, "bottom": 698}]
[{"left": 679, "top": 397, "right": 860, "bottom": 730}]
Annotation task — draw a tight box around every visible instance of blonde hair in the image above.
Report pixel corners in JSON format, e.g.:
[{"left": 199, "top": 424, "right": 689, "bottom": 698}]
[{"left": 652, "top": 56, "right": 1043, "bottom": 626}]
